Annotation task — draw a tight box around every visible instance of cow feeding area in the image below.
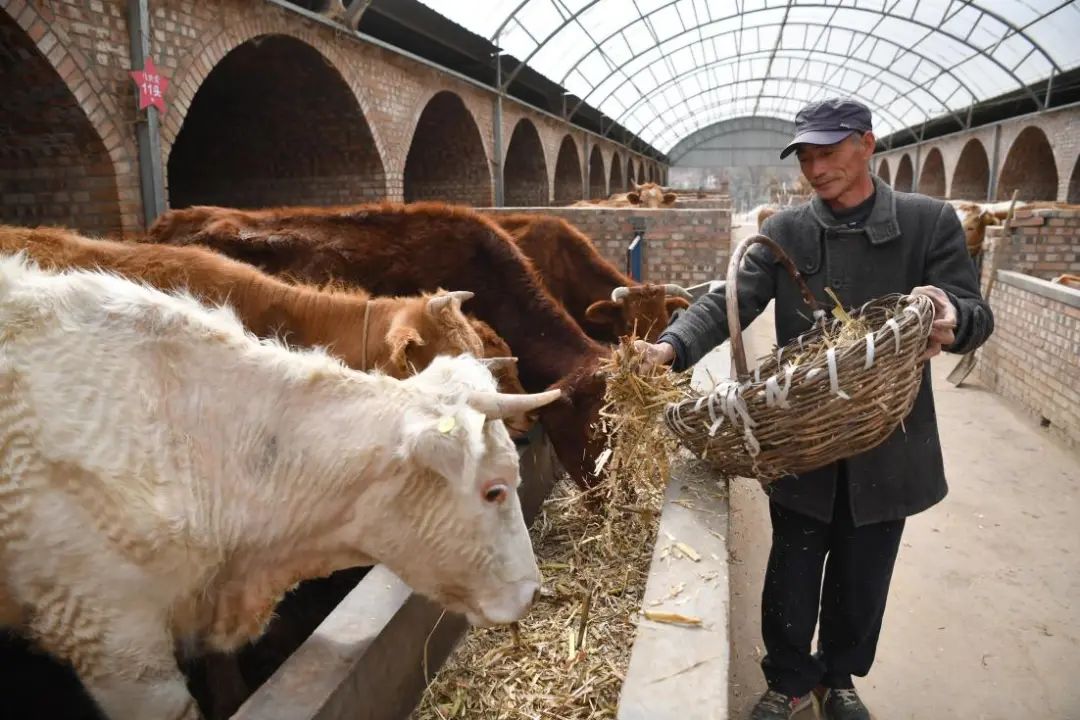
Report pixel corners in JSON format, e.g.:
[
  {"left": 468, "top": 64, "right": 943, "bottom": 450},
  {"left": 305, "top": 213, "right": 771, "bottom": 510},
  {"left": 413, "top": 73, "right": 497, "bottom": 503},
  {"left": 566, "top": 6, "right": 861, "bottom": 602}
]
[{"left": 413, "top": 340, "right": 694, "bottom": 719}]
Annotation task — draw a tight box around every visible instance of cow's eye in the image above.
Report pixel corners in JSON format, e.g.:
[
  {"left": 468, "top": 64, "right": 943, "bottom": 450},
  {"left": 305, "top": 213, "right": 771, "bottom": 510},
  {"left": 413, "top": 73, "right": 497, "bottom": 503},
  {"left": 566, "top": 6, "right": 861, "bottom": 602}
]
[{"left": 483, "top": 484, "right": 509, "bottom": 504}]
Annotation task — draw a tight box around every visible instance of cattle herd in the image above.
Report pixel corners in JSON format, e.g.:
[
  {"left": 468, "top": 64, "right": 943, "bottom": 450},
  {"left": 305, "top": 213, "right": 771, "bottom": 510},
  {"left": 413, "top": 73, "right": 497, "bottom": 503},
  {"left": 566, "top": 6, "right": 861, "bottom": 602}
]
[{"left": 0, "top": 199, "right": 698, "bottom": 719}]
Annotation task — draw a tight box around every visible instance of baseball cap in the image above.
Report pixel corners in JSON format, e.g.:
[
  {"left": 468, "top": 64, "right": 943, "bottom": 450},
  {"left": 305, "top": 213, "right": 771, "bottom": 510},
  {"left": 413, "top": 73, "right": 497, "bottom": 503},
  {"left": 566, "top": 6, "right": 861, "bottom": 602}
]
[{"left": 780, "top": 97, "right": 873, "bottom": 159}]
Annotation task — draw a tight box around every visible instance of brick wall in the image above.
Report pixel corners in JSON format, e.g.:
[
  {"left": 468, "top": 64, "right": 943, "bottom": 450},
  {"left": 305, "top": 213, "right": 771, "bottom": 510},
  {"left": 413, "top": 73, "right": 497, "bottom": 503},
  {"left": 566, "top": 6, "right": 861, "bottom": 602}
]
[
  {"left": 403, "top": 91, "right": 492, "bottom": 206},
  {"left": 0, "top": 3, "right": 126, "bottom": 235},
  {"left": 2, "top": 0, "right": 664, "bottom": 231},
  {"left": 875, "top": 104, "right": 1080, "bottom": 202},
  {"left": 504, "top": 119, "right": 548, "bottom": 206},
  {"left": 977, "top": 270, "right": 1080, "bottom": 449},
  {"left": 982, "top": 209, "right": 1080, "bottom": 283},
  {"left": 483, "top": 206, "right": 731, "bottom": 287},
  {"left": 167, "top": 34, "right": 386, "bottom": 209},
  {"left": 553, "top": 137, "right": 584, "bottom": 206}
]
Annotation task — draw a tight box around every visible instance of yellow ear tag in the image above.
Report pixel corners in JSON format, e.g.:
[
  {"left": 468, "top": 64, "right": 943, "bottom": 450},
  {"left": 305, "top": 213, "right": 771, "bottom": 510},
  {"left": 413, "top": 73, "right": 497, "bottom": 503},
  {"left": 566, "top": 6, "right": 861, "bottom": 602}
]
[{"left": 437, "top": 416, "right": 456, "bottom": 434}]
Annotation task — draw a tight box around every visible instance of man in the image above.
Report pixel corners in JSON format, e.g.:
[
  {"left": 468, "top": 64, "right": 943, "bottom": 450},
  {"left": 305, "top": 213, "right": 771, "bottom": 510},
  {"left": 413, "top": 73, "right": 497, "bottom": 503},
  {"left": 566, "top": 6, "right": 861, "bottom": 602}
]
[{"left": 636, "top": 98, "right": 993, "bottom": 719}]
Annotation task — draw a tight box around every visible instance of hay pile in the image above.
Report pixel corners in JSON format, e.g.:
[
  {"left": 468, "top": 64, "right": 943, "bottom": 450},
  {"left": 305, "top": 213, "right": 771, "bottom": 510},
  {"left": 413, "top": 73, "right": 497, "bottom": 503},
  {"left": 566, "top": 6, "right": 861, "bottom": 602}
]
[{"left": 412, "top": 340, "right": 692, "bottom": 719}]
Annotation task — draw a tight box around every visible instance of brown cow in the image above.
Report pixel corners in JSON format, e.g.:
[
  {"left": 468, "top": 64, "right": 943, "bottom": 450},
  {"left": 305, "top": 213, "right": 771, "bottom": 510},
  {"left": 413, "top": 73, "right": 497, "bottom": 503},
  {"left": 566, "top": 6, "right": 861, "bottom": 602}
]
[
  {"left": 1052, "top": 273, "right": 1080, "bottom": 289},
  {"left": 571, "top": 181, "right": 677, "bottom": 209},
  {"left": 947, "top": 201, "right": 999, "bottom": 257},
  {"left": 0, "top": 226, "right": 527, "bottom": 392},
  {"left": 146, "top": 201, "right": 611, "bottom": 490},
  {"left": 492, "top": 213, "right": 691, "bottom": 342}
]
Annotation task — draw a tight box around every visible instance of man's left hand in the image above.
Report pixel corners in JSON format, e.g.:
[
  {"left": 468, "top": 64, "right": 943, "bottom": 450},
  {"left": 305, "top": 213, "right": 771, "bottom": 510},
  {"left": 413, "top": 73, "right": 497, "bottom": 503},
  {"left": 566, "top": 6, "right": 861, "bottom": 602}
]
[{"left": 909, "top": 285, "right": 957, "bottom": 361}]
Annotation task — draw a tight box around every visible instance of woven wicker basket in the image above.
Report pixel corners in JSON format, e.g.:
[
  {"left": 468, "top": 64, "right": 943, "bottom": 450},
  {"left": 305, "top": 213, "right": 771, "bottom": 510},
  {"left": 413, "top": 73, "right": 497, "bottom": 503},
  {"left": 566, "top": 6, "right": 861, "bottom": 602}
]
[{"left": 663, "top": 234, "right": 935, "bottom": 482}]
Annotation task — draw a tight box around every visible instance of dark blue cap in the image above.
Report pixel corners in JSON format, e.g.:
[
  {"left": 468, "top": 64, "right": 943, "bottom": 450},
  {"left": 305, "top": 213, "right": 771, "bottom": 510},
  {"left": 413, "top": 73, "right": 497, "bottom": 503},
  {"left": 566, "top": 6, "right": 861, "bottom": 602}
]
[{"left": 780, "top": 97, "right": 873, "bottom": 159}]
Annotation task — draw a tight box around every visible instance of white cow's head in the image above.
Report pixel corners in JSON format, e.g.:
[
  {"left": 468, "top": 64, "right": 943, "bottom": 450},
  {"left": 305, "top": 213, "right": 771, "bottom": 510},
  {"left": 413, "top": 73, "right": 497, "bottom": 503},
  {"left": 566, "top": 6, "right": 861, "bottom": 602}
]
[{"left": 358, "top": 355, "right": 559, "bottom": 626}]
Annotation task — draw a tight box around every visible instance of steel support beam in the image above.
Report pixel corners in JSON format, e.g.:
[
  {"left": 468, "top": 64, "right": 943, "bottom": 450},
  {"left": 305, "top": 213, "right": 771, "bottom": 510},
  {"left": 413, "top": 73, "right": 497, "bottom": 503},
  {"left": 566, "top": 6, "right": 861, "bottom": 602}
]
[
  {"left": 128, "top": 0, "right": 166, "bottom": 227},
  {"left": 343, "top": 0, "right": 373, "bottom": 30},
  {"left": 493, "top": 51, "right": 505, "bottom": 207},
  {"left": 988, "top": 123, "right": 1002, "bottom": 202}
]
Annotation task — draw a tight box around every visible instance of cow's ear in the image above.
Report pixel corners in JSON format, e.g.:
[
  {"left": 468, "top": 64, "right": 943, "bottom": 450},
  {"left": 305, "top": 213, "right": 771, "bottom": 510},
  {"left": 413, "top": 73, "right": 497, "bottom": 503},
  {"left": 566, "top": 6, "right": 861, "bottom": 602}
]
[
  {"left": 585, "top": 300, "right": 620, "bottom": 325},
  {"left": 662, "top": 193, "right": 678, "bottom": 205},
  {"left": 983, "top": 211, "right": 1000, "bottom": 226},
  {"left": 387, "top": 325, "right": 425, "bottom": 373},
  {"left": 664, "top": 296, "right": 690, "bottom": 313},
  {"left": 626, "top": 192, "right": 641, "bottom": 204}
]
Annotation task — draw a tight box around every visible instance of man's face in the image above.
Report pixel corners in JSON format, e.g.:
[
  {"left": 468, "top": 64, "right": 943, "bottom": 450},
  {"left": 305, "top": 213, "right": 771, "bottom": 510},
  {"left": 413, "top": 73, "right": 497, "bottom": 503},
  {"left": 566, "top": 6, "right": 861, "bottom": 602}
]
[{"left": 796, "top": 132, "right": 876, "bottom": 201}]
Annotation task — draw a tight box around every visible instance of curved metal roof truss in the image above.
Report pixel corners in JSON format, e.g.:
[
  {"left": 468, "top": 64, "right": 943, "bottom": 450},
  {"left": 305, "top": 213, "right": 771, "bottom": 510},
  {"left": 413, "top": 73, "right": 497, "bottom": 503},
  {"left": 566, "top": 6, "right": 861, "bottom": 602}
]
[{"left": 417, "top": 0, "right": 1080, "bottom": 153}]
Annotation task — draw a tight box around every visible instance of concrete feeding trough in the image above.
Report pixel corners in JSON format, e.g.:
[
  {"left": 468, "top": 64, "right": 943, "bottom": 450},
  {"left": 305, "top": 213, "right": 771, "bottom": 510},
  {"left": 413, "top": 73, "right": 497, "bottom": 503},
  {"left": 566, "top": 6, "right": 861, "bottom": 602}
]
[{"left": 232, "top": 418, "right": 731, "bottom": 719}]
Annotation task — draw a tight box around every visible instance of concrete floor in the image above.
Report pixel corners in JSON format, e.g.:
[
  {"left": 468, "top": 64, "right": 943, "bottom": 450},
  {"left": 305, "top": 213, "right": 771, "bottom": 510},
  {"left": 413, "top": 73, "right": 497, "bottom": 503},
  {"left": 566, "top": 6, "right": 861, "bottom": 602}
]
[{"left": 712, "top": 296, "right": 1080, "bottom": 719}]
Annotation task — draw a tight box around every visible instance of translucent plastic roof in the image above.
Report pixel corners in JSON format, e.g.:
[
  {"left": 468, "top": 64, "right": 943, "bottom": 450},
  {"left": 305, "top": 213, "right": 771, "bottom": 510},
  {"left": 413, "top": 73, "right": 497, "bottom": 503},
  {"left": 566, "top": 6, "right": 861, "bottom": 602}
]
[{"left": 417, "top": 0, "right": 1080, "bottom": 153}]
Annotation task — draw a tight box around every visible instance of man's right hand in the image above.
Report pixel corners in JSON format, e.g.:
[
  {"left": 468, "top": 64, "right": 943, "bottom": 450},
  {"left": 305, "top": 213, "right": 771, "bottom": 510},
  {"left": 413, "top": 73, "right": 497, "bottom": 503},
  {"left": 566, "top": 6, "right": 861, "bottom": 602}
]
[{"left": 632, "top": 340, "right": 676, "bottom": 372}]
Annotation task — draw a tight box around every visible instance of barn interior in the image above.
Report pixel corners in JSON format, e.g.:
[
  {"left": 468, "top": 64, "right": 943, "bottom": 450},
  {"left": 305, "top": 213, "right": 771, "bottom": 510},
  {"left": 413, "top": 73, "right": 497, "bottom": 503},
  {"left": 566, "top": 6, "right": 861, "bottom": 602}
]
[{"left": 1, "top": 1, "right": 1079, "bottom": 719}]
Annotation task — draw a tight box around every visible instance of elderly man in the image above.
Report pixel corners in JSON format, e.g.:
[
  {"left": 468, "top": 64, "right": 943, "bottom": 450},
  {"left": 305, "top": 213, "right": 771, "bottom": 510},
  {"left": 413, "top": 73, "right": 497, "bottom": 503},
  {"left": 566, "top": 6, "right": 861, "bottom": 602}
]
[{"left": 637, "top": 98, "right": 993, "bottom": 719}]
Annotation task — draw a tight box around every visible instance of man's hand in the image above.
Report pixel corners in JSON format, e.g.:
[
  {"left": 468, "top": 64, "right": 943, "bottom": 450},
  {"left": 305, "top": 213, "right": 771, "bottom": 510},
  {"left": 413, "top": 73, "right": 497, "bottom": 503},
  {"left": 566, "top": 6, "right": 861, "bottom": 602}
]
[
  {"left": 910, "top": 285, "right": 957, "bottom": 361},
  {"left": 632, "top": 340, "right": 675, "bottom": 372}
]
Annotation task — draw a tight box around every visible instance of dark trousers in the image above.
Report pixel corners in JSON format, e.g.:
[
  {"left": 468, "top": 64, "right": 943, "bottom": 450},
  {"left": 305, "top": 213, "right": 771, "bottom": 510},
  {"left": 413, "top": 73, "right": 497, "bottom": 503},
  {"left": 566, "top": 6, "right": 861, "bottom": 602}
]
[{"left": 760, "top": 468, "right": 905, "bottom": 696}]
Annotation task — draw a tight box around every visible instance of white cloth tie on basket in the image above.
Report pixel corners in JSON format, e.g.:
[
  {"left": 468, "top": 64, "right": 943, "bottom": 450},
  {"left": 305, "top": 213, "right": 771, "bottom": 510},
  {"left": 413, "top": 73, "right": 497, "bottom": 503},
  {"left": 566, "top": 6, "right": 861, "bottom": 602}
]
[
  {"left": 687, "top": 379, "right": 761, "bottom": 457},
  {"left": 764, "top": 364, "right": 797, "bottom": 409}
]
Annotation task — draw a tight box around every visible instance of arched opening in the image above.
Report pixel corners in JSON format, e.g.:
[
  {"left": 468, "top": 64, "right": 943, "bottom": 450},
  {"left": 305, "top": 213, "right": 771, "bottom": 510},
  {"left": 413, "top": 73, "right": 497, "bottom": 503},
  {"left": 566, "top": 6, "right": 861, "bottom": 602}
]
[
  {"left": 918, "top": 148, "right": 946, "bottom": 198},
  {"left": 553, "top": 136, "right": 583, "bottom": 206},
  {"left": 998, "top": 127, "right": 1058, "bottom": 201},
  {"left": 894, "top": 154, "right": 914, "bottom": 192},
  {"left": 169, "top": 35, "right": 384, "bottom": 210},
  {"left": 1068, "top": 155, "right": 1080, "bottom": 204},
  {"left": 951, "top": 139, "right": 990, "bottom": 200},
  {"left": 0, "top": 11, "right": 121, "bottom": 234},
  {"left": 609, "top": 154, "right": 623, "bottom": 194},
  {"left": 877, "top": 158, "right": 891, "bottom": 185},
  {"left": 588, "top": 146, "right": 605, "bottom": 200},
  {"left": 645, "top": 164, "right": 654, "bottom": 183},
  {"left": 503, "top": 119, "right": 547, "bottom": 206},
  {"left": 627, "top": 159, "right": 637, "bottom": 186},
  {"left": 404, "top": 91, "right": 491, "bottom": 206}
]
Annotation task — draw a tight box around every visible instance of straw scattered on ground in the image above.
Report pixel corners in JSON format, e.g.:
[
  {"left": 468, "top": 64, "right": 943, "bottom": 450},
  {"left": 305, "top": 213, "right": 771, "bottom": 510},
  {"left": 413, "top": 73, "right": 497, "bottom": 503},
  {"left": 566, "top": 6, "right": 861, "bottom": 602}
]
[{"left": 412, "top": 339, "right": 692, "bottom": 720}]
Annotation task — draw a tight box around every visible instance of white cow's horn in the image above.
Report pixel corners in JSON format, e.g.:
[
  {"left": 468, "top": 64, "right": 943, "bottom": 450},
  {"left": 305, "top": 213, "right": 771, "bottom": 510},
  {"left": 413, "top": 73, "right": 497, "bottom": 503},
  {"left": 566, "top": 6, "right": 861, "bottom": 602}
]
[
  {"left": 662, "top": 283, "right": 694, "bottom": 301},
  {"left": 480, "top": 356, "right": 519, "bottom": 370},
  {"left": 426, "top": 290, "right": 475, "bottom": 313},
  {"left": 467, "top": 388, "right": 562, "bottom": 419},
  {"left": 611, "top": 286, "right": 631, "bottom": 301}
]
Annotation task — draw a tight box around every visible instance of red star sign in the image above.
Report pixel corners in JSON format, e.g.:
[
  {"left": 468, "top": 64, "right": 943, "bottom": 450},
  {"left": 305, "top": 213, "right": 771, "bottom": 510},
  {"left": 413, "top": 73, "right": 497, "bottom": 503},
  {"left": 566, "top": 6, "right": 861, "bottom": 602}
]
[{"left": 130, "top": 56, "right": 169, "bottom": 113}]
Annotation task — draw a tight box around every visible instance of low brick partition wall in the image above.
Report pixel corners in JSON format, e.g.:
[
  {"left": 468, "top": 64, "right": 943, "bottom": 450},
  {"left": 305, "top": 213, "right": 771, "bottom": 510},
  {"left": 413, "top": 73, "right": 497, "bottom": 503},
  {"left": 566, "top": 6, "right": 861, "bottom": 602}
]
[
  {"left": 482, "top": 207, "right": 731, "bottom": 287},
  {"left": 976, "top": 269, "right": 1080, "bottom": 449},
  {"left": 985, "top": 207, "right": 1080, "bottom": 282}
]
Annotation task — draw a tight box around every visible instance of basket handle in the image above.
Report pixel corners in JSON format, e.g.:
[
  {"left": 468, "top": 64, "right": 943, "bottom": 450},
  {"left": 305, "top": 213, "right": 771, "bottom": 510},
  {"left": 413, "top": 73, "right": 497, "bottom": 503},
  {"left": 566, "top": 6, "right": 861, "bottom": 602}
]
[{"left": 726, "top": 234, "right": 822, "bottom": 381}]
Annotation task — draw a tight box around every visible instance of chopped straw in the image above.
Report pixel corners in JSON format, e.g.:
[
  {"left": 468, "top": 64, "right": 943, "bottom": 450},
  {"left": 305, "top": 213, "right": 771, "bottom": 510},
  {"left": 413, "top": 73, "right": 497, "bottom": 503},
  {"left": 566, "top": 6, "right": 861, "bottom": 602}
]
[{"left": 412, "top": 338, "right": 693, "bottom": 719}]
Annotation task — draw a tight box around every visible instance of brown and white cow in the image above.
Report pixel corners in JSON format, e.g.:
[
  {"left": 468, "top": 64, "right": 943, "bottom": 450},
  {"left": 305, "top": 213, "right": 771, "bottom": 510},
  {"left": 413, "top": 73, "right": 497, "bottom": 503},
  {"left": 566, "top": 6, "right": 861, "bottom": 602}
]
[
  {"left": 492, "top": 213, "right": 691, "bottom": 343},
  {"left": 145, "top": 201, "right": 612, "bottom": 491},
  {"left": 572, "top": 181, "right": 678, "bottom": 209},
  {"left": 0, "top": 255, "right": 561, "bottom": 720},
  {"left": 947, "top": 201, "right": 1000, "bottom": 257}
]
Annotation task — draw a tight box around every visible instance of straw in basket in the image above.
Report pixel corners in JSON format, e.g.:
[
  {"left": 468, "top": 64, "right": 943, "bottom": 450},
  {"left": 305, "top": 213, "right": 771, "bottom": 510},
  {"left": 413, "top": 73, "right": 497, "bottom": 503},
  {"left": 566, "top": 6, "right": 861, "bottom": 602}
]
[{"left": 663, "top": 234, "right": 935, "bottom": 482}]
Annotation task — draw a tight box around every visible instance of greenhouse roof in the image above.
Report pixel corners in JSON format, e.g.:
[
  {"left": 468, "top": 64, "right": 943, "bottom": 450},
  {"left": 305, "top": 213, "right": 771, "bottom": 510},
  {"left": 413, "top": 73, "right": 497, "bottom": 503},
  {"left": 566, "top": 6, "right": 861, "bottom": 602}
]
[{"left": 417, "top": 0, "right": 1080, "bottom": 152}]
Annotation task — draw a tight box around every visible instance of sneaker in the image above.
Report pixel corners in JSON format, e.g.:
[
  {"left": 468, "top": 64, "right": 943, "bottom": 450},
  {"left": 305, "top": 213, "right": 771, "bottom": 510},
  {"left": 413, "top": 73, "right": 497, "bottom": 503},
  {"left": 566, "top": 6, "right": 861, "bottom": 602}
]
[
  {"left": 749, "top": 689, "right": 814, "bottom": 719},
  {"left": 820, "top": 687, "right": 871, "bottom": 720}
]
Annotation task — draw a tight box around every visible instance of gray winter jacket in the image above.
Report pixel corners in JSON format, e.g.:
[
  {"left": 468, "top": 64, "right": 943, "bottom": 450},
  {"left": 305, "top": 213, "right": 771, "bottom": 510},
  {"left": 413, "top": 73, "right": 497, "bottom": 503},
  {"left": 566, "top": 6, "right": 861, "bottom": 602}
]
[{"left": 658, "top": 177, "right": 994, "bottom": 525}]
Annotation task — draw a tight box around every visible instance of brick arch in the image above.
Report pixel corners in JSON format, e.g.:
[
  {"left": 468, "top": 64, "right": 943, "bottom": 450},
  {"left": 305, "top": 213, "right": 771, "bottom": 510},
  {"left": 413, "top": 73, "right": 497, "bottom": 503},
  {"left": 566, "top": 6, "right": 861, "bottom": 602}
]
[
  {"left": 503, "top": 118, "right": 548, "bottom": 206},
  {"left": 609, "top": 153, "right": 623, "bottom": 193},
  {"left": 553, "top": 135, "right": 583, "bottom": 206},
  {"left": 1069, "top": 154, "right": 1080, "bottom": 204},
  {"left": 998, "top": 126, "right": 1058, "bottom": 201},
  {"left": 628, "top": 159, "right": 638, "bottom": 186},
  {"left": 918, "top": 148, "right": 946, "bottom": 198},
  {"left": 404, "top": 90, "right": 492, "bottom": 206},
  {"left": 162, "top": 18, "right": 389, "bottom": 175},
  {"left": 877, "top": 158, "right": 892, "bottom": 185},
  {"left": 894, "top": 154, "right": 914, "bottom": 192},
  {"left": 0, "top": 7, "right": 123, "bottom": 235},
  {"left": 167, "top": 34, "right": 386, "bottom": 209},
  {"left": 950, "top": 138, "right": 990, "bottom": 200},
  {"left": 588, "top": 145, "right": 606, "bottom": 199}
]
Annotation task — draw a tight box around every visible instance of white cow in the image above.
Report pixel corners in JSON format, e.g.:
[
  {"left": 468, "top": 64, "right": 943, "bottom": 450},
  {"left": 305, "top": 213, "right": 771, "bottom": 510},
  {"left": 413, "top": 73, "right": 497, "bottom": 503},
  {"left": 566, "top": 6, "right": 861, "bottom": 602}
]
[{"left": 0, "top": 253, "right": 559, "bottom": 720}]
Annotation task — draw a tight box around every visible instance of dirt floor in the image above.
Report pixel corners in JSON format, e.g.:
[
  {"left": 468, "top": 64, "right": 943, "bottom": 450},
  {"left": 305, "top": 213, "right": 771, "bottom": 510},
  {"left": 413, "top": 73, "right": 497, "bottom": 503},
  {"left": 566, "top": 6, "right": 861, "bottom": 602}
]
[{"left": 710, "top": 235, "right": 1080, "bottom": 718}]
